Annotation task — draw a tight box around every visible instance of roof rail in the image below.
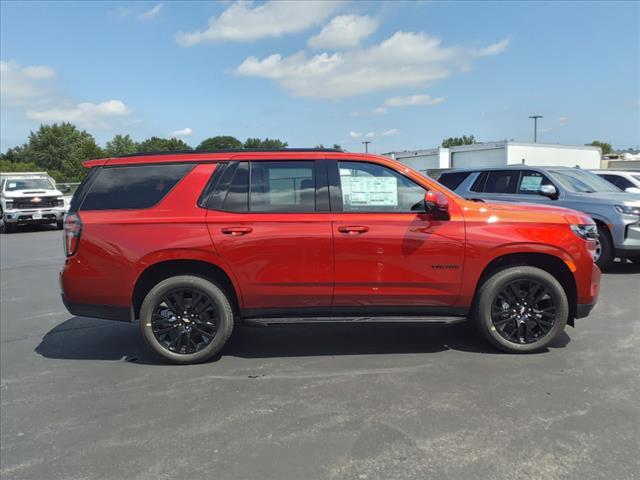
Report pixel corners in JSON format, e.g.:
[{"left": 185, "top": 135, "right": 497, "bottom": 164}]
[{"left": 116, "top": 148, "right": 343, "bottom": 158}]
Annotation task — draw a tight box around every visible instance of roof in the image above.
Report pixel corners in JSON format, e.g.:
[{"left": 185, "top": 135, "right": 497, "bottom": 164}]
[
  {"left": 442, "top": 165, "right": 581, "bottom": 173},
  {"left": 83, "top": 149, "right": 388, "bottom": 168}
]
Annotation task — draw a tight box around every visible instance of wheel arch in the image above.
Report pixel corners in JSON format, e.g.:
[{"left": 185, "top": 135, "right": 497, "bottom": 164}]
[
  {"left": 132, "top": 259, "right": 240, "bottom": 320},
  {"left": 472, "top": 252, "right": 578, "bottom": 326}
]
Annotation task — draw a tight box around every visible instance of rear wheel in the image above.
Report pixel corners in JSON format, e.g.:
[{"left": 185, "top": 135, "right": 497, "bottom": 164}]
[
  {"left": 475, "top": 266, "right": 568, "bottom": 353},
  {"left": 139, "top": 275, "right": 234, "bottom": 364}
]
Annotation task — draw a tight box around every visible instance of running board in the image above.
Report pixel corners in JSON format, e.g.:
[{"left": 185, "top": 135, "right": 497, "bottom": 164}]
[{"left": 242, "top": 316, "right": 467, "bottom": 327}]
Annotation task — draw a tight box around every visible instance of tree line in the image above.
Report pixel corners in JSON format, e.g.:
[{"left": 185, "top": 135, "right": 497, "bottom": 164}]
[{"left": 0, "top": 123, "right": 292, "bottom": 182}]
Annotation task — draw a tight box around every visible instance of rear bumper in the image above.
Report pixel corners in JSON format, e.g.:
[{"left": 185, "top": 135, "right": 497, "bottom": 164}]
[{"left": 61, "top": 294, "right": 133, "bottom": 322}]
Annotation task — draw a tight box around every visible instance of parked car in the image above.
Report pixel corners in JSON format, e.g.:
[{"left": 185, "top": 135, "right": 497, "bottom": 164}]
[
  {"left": 438, "top": 166, "right": 640, "bottom": 269},
  {"left": 0, "top": 172, "right": 67, "bottom": 233},
  {"left": 591, "top": 170, "right": 640, "bottom": 194},
  {"left": 61, "top": 150, "right": 600, "bottom": 363}
]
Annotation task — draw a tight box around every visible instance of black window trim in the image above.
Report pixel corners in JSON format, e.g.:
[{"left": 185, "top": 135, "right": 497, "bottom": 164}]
[
  {"left": 328, "top": 159, "right": 429, "bottom": 214},
  {"left": 203, "top": 159, "right": 330, "bottom": 214},
  {"left": 79, "top": 162, "right": 195, "bottom": 212}
]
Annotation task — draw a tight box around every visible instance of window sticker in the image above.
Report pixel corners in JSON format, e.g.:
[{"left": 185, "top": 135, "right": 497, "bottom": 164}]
[
  {"left": 520, "top": 175, "right": 543, "bottom": 192},
  {"left": 343, "top": 175, "right": 398, "bottom": 206},
  {"left": 8, "top": 182, "right": 16, "bottom": 188}
]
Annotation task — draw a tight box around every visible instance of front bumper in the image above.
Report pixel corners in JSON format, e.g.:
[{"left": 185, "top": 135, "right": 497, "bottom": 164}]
[
  {"left": 3, "top": 208, "right": 66, "bottom": 224},
  {"left": 611, "top": 215, "right": 640, "bottom": 253}
]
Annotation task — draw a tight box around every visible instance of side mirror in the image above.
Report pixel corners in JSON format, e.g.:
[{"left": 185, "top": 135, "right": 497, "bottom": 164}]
[
  {"left": 424, "top": 190, "right": 450, "bottom": 216},
  {"left": 539, "top": 184, "right": 558, "bottom": 199},
  {"left": 624, "top": 187, "right": 640, "bottom": 194}
]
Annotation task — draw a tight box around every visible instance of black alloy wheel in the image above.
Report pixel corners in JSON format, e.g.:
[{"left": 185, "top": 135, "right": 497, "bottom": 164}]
[
  {"left": 151, "top": 288, "right": 219, "bottom": 355},
  {"left": 490, "top": 280, "right": 556, "bottom": 344}
]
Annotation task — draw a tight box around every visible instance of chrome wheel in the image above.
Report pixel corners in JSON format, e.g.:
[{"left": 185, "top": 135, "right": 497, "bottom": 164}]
[
  {"left": 151, "top": 288, "right": 219, "bottom": 355},
  {"left": 594, "top": 237, "right": 602, "bottom": 262},
  {"left": 491, "top": 280, "right": 557, "bottom": 344}
]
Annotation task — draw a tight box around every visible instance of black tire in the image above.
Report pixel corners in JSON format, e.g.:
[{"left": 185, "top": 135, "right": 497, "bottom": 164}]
[
  {"left": 56, "top": 220, "right": 64, "bottom": 230},
  {"left": 594, "top": 225, "right": 614, "bottom": 271},
  {"left": 474, "top": 266, "right": 568, "bottom": 353},
  {"left": 139, "top": 275, "right": 234, "bottom": 364}
]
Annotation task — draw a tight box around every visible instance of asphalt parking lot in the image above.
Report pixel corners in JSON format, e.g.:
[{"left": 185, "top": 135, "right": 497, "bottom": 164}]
[{"left": 1, "top": 228, "right": 639, "bottom": 480}]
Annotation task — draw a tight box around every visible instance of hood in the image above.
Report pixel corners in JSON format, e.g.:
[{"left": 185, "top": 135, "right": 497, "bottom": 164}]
[
  {"left": 3, "top": 188, "right": 63, "bottom": 199},
  {"left": 565, "top": 191, "right": 640, "bottom": 206},
  {"left": 471, "top": 199, "right": 580, "bottom": 216}
]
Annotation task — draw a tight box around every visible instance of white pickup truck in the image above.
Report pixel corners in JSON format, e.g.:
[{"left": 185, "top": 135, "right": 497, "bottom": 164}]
[{"left": 0, "top": 172, "right": 68, "bottom": 233}]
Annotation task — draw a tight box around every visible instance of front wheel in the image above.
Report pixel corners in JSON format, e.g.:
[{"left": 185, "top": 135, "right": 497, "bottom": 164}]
[
  {"left": 594, "top": 226, "right": 613, "bottom": 270},
  {"left": 475, "top": 266, "right": 568, "bottom": 353},
  {"left": 139, "top": 275, "right": 235, "bottom": 364}
]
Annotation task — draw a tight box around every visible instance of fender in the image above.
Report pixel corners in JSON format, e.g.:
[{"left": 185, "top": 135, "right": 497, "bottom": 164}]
[{"left": 134, "top": 247, "right": 246, "bottom": 308}]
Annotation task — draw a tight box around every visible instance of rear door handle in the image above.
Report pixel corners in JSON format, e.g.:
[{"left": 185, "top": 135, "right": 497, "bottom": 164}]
[
  {"left": 338, "top": 225, "right": 369, "bottom": 235},
  {"left": 221, "top": 226, "right": 253, "bottom": 236}
]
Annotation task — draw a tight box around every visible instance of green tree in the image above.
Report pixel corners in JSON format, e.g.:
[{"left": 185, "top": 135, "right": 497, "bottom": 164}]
[
  {"left": 244, "top": 137, "right": 288, "bottom": 149},
  {"left": 585, "top": 140, "right": 612, "bottom": 155},
  {"left": 196, "top": 136, "right": 242, "bottom": 150},
  {"left": 332, "top": 144, "right": 342, "bottom": 150},
  {"left": 105, "top": 134, "right": 138, "bottom": 157},
  {"left": 137, "top": 137, "right": 192, "bottom": 152},
  {"left": 441, "top": 135, "right": 476, "bottom": 148},
  {"left": 19, "top": 123, "right": 103, "bottom": 182},
  {"left": 0, "top": 144, "right": 30, "bottom": 164},
  {"left": 0, "top": 159, "right": 41, "bottom": 173}
]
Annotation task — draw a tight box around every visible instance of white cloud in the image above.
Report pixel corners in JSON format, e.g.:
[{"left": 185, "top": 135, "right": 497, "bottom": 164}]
[
  {"left": 365, "top": 131, "right": 375, "bottom": 138},
  {"left": 309, "top": 15, "right": 378, "bottom": 49},
  {"left": 171, "top": 127, "right": 193, "bottom": 137},
  {"left": 177, "top": 0, "right": 339, "bottom": 46},
  {"left": 0, "top": 61, "right": 55, "bottom": 105},
  {"left": 350, "top": 131, "right": 362, "bottom": 138},
  {"left": 26, "top": 100, "right": 131, "bottom": 129},
  {"left": 384, "top": 94, "right": 445, "bottom": 107},
  {"left": 476, "top": 38, "right": 511, "bottom": 57},
  {"left": 138, "top": 3, "right": 163, "bottom": 21},
  {"left": 538, "top": 127, "right": 552, "bottom": 133},
  {"left": 382, "top": 128, "right": 400, "bottom": 136},
  {"left": 373, "top": 107, "right": 387, "bottom": 115},
  {"left": 557, "top": 116, "right": 569, "bottom": 124},
  {"left": 236, "top": 31, "right": 509, "bottom": 99}
]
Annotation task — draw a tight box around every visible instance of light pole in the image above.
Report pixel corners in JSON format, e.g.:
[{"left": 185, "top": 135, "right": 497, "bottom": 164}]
[
  {"left": 361, "top": 141, "right": 371, "bottom": 153},
  {"left": 528, "top": 115, "right": 543, "bottom": 143}
]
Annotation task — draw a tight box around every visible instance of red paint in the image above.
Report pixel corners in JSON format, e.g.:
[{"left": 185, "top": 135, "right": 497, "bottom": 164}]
[{"left": 62, "top": 151, "right": 600, "bottom": 318}]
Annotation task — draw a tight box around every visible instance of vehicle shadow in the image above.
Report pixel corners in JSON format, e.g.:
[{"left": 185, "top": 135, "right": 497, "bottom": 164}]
[
  {"left": 35, "top": 316, "right": 570, "bottom": 365},
  {"left": 605, "top": 260, "right": 640, "bottom": 275}
]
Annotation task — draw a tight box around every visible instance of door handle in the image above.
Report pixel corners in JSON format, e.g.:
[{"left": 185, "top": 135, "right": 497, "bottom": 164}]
[
  {"left": 221, "top": 226, "right": 253, "bottom": 236},
  {"left": 338, "top": 225, "right": 369, "bottom": 235}
]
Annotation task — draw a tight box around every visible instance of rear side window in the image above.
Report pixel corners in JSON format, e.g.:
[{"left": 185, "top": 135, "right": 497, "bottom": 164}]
[
  {"left": 601, "top": 174, "right": 634, "bottom": 190},
  {"left": 483, "top": 170, "right": 519, "bottom": 194},
  {"left": 81, "top": 164, "right": 193, "bottom": 211},
  {"left": 250, "top": 161, "right": 315, "bottom": 212},
  {"left": 438, "top": 171, "right": 471, "bottom": 190}
]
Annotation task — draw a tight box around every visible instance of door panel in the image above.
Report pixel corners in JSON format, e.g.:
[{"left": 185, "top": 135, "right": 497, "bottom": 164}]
[
  {"left": 205, "top": 160, "right": 333, "bottom": 311},
  {"left": 331, "top": 161, "right": 465, "bottom": 307},
  {"left": 208, "top": 212, "right": 333, "bottom": 310}
]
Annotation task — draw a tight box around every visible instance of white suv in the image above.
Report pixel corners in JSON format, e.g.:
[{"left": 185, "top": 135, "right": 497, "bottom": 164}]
[{"left": 591, "top": 170, "right": 640, "bottom": 194}]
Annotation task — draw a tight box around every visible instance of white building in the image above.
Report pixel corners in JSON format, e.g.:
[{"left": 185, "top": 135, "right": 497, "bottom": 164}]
[{"left": 385, "top": 141, "right": 602, "bottom": 176}]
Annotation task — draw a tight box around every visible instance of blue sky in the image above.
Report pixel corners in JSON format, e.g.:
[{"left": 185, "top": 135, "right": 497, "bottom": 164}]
[{"left": 1, "top": 0, "right": 639, "bottom": 153}]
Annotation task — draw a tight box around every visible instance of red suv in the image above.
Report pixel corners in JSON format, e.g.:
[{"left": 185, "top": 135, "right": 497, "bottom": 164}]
[{"left": 60, "top": 149, "right": 600, "bottom": 363}]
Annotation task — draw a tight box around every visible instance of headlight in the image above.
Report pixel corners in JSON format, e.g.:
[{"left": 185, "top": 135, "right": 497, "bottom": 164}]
[
  {"left": 56, "top": 198, "right": 65, "bottom": 207},
  {"left": 615, "top": 204, "right": 640, "bottom": 216},
  {"left": 5, "top": 201, "right": 14, "bottom": 210},
  {"left": 570, "top": 224, "right": 598, "bottom": 240}
]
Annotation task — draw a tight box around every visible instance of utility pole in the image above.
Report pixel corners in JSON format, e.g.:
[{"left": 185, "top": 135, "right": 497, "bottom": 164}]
[
  {"left": 528, "top": 115, "right": 543, "bottom": 143},
  {"left": 361, "top": 141, "right": 371, "bottom": 153}
]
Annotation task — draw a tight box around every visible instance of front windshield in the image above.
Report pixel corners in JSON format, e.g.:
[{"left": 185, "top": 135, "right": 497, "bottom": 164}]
[
  {"left": 632, "top": 174, "right": 640, "bottom": 183},
  {"left": 3, "top": 178, "right": 55, "bottom": 192},
  {"left": 549, "top": 169, "right": 620, "bottom": 193}
]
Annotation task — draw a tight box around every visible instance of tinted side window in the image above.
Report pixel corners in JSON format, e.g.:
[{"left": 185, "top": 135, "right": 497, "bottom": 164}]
[
  {"left": 517, "top": 170, "right": 553, "bottom": 194},
  {"left": 222, "top": 162, "right": 249, "bottom": 212},
  {"left": 81, "top": 164, "right": 192, "bottom": 211},
  {"left": 483, "top": 170, "right": 519, "bottom": 194},
  {"left": 470, "top": 171, "right": 488, "bottom": 192},
  {"left": 602, "top": 174, "right": 633, "bottom": 190},
  {"left": 250, "top": 161, "right": 315, "bottom": 212},
  {"left": 438, "top": 171, "right": 471, "bottom": 190},
  {"left": 338, "top": 161, "right": 425, "bottom": 212}
]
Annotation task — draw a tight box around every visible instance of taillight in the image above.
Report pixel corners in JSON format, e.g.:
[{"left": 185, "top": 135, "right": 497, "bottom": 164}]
[{"left": 64, "top": 213, "right": 82, "bottom": 256}]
